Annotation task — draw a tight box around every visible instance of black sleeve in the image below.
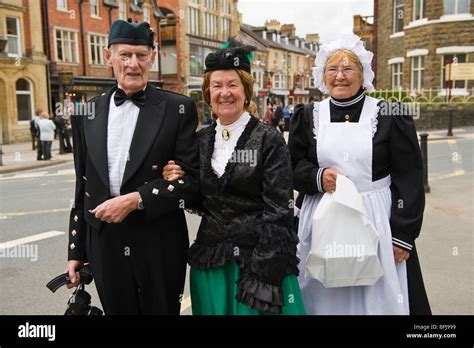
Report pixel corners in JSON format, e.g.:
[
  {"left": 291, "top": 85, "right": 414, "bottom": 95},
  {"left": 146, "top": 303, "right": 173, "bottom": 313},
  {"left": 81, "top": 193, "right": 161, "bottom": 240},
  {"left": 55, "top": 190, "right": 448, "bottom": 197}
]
[
  {"left": 389, "top": 114, "right": 425, "bottom": 251},
  {"left": 136, "top": 99, "right": 200, "bottom": 221},
  {"left": 235, "top": 129, "right": 299, "bottom": 314},
  {"left": 68, "top": 113, "right": 88, "bottom": 262},
  {"left": 288, "top": 103, "right": 325, "bottom": 194}
]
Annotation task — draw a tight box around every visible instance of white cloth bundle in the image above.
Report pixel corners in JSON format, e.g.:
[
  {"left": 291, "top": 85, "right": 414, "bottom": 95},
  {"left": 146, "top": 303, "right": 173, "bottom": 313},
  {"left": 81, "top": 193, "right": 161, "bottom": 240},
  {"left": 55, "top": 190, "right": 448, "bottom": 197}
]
[{"left": 305, "top": 174, "right": 384, "bottom": 288}]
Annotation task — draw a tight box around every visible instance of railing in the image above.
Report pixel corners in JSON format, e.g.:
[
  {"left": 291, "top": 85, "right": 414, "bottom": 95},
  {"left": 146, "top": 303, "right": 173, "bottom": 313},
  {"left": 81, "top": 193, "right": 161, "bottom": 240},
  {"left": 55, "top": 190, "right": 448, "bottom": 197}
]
[{"left": 367, "top": 88, "right": 474, "bottom": 104}]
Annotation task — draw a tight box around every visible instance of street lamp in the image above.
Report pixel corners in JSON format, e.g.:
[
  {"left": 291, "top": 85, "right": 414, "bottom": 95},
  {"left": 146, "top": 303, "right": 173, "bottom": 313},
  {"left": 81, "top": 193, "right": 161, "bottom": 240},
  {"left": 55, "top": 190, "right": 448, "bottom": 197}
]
[{"left": 152, "top": 0, "right": 165, "bottom": 84}]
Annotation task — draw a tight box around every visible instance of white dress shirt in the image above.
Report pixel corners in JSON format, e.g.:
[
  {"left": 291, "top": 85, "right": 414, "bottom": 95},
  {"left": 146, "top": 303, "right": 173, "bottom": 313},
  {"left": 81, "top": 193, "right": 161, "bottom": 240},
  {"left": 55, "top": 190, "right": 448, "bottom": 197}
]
[
  {"left": 107, "top": 89, "right": 141, "bottom": 196},
  {"left": 212, "top": 112, "right": 251, "bottom": 178}
]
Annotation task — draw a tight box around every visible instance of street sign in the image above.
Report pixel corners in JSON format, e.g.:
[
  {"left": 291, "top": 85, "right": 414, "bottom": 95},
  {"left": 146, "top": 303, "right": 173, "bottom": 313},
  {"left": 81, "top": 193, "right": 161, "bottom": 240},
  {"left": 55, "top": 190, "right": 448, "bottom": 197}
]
[
  {"left": 445, "top": 63, "right": 474, "bottom": 81},
  {"left": 58, "top": 72, "right": 74, "bottom": 85}
]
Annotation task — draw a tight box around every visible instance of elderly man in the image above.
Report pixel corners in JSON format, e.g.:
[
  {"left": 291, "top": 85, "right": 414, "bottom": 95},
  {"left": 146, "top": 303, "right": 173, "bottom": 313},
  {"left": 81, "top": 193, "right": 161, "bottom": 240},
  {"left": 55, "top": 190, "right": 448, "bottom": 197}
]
[{"left": 65, "top": 20, "right": 200, "bottom": 315}]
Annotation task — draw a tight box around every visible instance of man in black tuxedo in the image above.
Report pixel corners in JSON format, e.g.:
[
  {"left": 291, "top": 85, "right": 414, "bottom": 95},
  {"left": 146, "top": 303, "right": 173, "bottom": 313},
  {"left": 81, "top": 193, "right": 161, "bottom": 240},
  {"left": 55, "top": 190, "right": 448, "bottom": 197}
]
[{"left": 65, "top": 20, "right": 200, "bottom": 315}]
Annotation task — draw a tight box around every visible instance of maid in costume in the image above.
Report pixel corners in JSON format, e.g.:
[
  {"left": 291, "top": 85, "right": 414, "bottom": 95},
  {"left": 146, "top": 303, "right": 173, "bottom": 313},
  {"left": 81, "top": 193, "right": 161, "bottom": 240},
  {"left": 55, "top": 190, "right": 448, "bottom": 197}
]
[
  {"left": 288, "top": 34, "right": 431, "bottom": 315},
  {"left": 164, "top": 41, "right": 305, "bottom": 315}
]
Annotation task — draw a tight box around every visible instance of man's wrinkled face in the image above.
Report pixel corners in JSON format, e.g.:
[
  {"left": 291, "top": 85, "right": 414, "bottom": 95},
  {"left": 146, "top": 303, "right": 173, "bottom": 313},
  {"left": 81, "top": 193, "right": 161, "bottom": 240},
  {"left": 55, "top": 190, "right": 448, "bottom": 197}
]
[{"left": 104, "top": 44, "right": 156, "bottom": 95}]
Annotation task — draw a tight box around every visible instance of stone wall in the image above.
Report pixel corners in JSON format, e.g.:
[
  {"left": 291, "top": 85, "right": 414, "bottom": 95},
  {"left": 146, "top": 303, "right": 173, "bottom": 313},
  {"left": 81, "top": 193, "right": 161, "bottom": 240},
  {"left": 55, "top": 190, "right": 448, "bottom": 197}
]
[{"left": 415, "top": 104, "right": 474, "bottom": 131}]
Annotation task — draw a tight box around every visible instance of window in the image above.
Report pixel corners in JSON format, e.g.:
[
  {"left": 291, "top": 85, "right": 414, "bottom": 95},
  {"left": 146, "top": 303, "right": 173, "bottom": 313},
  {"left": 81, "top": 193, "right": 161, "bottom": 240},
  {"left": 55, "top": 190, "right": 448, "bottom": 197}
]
[
  {"left": 55, "top": 29, "right": 78, "bottom": 63},
  {"left": 413, "top": 0, "right": 425, "bottom": 20},
  {"left": 188, "top": 7, "right": 200, "bottom": 35},
  {"left": 273, "top": 74, "right": 286, "bottom": 89},
  {"left": 442, "top": 54, "right": 467, "bottom": 88},
  {"left": 204, "top": 13, "right": 217, "bottom": 39},
  {"left": 222, "top": 18, "right": 230, "bottom": 40},
  {"left": 391, "top": 63, "right": 403, "bottom": 89},
  {"left": 57, "top": 0, "right": 67, "bottom": 10},
  {"left": 6, "top": 17, "right": 21, "bottom": 57},
  {"left": 90, "top": 0, "right": 99, "bottom": 17},
  {"left": 16, "top": 79, "right": 33, "bottom": 122},
  {"left": 205, "top": 0, "right": 217, "bottom": 10},
  {"left": 393, "top": 0, "right": 405, "bottom": 33},
  {"left": 89, "top": 34, "right": 107, "bottom": 65},
  {"left": 119, "top": 0, "right": 126, "bottom": 20},
  {"left": 444, "top": 0, "right": 470, "bottom": 14},
  {"left": 143, "top": 7, "right": 150, "bottom": 23},
  {"left": 190, "top": 45, "right": 204, "bottom": 75},
  {"left": 411, "top": 56, "right": 424, "bottom": 90},
  {"left": 222, "top": 0, "right": 231, "bottom": 14}
]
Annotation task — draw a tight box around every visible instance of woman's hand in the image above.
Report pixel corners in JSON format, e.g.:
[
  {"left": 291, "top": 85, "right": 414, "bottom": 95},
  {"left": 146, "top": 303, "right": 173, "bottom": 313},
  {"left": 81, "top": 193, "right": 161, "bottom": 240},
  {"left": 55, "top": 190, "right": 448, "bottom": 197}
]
[
  {"left": 322, "top": 168, "right": 338, "bottom": 192},
  {"left": 393, "top": 245, "right": 410, "bottom": 263},
  {"left": 163, "top": 160, "right": 185, "bottom": 181}
]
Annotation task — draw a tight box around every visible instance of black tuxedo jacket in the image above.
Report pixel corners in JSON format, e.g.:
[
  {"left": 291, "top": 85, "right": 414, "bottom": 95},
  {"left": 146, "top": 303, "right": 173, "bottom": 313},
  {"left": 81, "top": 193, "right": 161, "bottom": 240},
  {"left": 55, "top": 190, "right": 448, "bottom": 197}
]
[{"left": 67, "top": 83, "right": 200, "bottom": 260}]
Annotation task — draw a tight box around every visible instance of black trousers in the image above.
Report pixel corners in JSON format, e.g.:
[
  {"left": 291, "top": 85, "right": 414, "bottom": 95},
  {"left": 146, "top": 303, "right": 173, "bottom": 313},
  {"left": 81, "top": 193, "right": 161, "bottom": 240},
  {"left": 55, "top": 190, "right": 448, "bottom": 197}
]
[
  {"left": 86, "top": 219, "right": 188, "bottom": 315},
  {"left": 58, "top": 129, "right": 72, "bottom": 153},
  {"left": 41, "top": 141, "right": 52, "bottom": 160},
  {"left": 36, "top": 137, "right": 43, "bottom": 160}
]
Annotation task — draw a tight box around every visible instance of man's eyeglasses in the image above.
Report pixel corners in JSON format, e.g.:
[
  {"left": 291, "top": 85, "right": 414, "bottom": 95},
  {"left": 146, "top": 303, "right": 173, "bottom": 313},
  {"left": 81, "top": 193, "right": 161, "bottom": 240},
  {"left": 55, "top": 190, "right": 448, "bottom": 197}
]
[
  {"left": 117, "top": 52, "right": 151, "bottom": 62},
  {"left": 325, "top": 66, "right": 358, "bottom": 77}
]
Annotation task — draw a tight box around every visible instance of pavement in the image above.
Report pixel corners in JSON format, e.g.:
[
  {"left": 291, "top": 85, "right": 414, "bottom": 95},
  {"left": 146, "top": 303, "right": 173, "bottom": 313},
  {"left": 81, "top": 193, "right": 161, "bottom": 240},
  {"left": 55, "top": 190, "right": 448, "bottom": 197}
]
[
  {"left": 0, "top": 139, "right": 73, "bottom": 174},
  {"left": 1, "top": 126, "right": 473, "bottom": 175}
]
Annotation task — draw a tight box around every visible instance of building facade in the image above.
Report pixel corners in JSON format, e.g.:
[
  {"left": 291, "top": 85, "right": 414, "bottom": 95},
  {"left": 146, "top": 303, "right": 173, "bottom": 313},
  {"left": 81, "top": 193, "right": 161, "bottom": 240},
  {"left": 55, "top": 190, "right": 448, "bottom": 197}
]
[
  {"left": 0, "top": 0, "right": 49, "bottom": 144},
  {"left": 45, "top": 0, "right": 181, "bottom": 116},
  {"left": 374, "top": 0, "right": 474, "bottom": 95},
  {"left": 179, "top": 0, "right": 240, "bottom": 124},
  {"left": 240, "top": 20, "right": 319, "bottom": 115}
]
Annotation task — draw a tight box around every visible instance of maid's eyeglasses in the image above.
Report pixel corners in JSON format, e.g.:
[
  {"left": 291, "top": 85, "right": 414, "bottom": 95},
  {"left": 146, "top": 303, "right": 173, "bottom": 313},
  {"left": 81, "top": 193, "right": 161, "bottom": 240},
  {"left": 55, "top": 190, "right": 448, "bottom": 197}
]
[{"left": 325, "top": 66, "right": 357, "bottom": 77}]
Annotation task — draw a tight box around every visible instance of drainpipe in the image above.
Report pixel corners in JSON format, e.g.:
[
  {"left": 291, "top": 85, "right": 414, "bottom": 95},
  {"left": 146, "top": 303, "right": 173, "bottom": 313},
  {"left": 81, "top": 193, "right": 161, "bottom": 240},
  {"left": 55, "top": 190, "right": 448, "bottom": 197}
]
[
  {"left": 42, "top": 0, "right": 53, "bottom": 114},
  {"left": 79, "top": 0, "right": 87, "bottom": 76}
]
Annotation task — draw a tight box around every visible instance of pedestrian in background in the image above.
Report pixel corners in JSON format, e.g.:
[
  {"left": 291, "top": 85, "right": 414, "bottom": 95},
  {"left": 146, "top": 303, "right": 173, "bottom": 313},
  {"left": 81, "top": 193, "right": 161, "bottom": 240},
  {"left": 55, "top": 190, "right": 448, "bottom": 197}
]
[
  {"left": 247, "top": 100, "right": 260, "bottom": 119},
  {"left": 264, "top": 100, "right": 273, "bottom": 124},
  {"left": 38, "top": 111, "right": 55, "bottom": 160},
  {"left": 31, "top": 108, "right": 43, "bottom": 159},
  {"left": 53, "top": 110, "right": 73, "bottom": 154},
  {"left": 272, "top": 99, "right": 284, "bottom": 133}
]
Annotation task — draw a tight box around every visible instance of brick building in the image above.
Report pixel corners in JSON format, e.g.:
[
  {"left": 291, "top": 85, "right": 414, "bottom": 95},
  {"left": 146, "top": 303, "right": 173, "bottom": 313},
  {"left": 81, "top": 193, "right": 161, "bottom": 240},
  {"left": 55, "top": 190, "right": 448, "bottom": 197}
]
[
  {"left": 374, "top": 0, "right": 474, "bottom": 95},
  {"left": 180, "top": 0, "right": 241, "bottom": 124},
  {"left": 44, "top": 0, "right": 181, "bottom": 113},
  {"left": 0, "top": 0, "right": 49, "bottom": 144}
]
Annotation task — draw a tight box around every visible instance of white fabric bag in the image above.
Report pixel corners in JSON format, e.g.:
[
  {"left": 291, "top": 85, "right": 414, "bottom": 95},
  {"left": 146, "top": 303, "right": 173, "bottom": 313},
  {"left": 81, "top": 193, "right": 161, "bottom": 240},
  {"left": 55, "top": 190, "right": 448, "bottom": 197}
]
[{"left": 305, "top": 174, "right": 384, "bottom": 288}]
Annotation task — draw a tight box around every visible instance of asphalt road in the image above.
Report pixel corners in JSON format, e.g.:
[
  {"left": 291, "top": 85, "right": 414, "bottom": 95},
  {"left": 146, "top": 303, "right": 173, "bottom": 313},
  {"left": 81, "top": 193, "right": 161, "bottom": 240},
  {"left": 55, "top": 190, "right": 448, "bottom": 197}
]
[
  {"left": 0, "top": 137, "right": 472, "bottom": 315},
  {"left": 0, "top": 162, "right": 200, "bottom": 315}
]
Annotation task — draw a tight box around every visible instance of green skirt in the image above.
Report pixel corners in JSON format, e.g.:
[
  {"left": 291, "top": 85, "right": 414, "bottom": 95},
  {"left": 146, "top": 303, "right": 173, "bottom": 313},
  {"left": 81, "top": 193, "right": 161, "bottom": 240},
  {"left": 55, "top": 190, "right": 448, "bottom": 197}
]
[{"left": 190, "top": 260, "right": 306, "bottom": 315}]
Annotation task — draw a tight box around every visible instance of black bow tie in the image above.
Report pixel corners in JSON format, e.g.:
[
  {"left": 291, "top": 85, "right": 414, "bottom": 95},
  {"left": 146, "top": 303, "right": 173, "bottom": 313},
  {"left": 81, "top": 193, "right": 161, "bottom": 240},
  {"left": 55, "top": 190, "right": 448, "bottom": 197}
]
[{"left": 114, "top": 88, "right": 146, "bottom": 108}]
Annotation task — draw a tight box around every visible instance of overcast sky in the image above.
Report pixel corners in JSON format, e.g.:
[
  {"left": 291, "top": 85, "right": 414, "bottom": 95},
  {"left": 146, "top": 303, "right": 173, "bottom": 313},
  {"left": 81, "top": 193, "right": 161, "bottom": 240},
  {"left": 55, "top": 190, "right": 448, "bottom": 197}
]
[{"left": 237, "top": 0, "right": 373, "bottom": 44}]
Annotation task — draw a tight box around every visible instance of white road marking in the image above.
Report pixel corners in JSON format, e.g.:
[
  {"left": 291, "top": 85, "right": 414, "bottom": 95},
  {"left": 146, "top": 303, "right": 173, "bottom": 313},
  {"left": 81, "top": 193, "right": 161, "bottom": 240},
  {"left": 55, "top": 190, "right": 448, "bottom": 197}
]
[
  {"left": 0, "top": 169, "right": 75, "bottom": 181},
  {"left": 0, "top": 231, "right": 65, "bottom": 250},
  {"left": 0, "top": 208, "right": 70, "bottom": 218}
]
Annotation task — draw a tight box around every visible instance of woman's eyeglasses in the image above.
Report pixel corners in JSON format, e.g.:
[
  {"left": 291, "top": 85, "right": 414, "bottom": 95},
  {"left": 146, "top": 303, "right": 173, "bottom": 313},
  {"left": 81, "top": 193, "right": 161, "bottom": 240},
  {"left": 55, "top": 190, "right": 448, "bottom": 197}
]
[{"left": 325, "top": 66, "right": 358, "bottom": 77}]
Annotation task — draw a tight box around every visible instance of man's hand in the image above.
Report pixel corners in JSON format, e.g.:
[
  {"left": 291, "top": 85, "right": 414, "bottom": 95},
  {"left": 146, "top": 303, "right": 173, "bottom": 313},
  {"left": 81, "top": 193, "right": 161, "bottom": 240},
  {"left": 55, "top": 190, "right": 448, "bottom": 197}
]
[
  {"left": 163, "top": 160, "right": 185, "bottom": 181},
  {"left": 393, "top": 245, "right": 410, "bottom": 263},
  {"left": 89, "top": 192, "right": 140, "bottom": 224},
  {"left": 66, "top": 260, "right": 84, "bottom": 289},
  {"left": 322, "top": 168, "right": 338, "bottom": 192}
]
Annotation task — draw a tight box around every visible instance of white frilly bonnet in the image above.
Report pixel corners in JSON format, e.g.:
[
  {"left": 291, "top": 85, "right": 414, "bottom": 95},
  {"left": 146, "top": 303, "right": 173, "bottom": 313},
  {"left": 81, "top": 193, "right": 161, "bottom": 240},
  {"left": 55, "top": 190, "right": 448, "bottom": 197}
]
[{"left": 312, "top": 34, "right": 375, "bottom": 93}]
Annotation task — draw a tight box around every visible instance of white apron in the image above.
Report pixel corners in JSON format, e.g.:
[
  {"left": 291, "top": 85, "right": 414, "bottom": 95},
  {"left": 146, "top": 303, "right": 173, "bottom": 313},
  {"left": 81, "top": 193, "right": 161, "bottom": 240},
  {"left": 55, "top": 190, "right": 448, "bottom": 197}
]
[{"left": 297, "top": 97, "right": 409, "bottom": 315}]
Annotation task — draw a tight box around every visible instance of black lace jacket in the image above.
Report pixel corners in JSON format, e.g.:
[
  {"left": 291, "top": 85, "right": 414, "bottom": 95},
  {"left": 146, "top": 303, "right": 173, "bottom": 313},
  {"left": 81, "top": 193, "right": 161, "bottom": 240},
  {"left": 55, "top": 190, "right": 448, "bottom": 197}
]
[{"left": 187, "top": 116, "right": 299, "bottom": 313}]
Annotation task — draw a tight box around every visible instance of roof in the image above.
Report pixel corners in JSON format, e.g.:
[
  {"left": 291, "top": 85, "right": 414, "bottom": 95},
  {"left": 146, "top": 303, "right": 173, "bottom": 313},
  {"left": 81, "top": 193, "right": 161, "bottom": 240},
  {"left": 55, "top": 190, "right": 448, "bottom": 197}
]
[{"left": 241, "top": 23, "right": 316, "bottom": 57}]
